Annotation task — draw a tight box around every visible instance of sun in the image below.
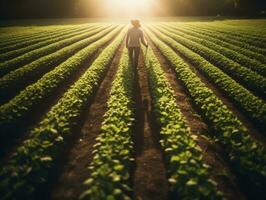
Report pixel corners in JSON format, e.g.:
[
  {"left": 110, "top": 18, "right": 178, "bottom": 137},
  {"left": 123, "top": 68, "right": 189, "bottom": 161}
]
[
  {"left": 121, "top": 0, "right": 152, "bottom": 16},
  {"left": 122, "top": 0, "right": 150, "bottom": 8},
  {"left": 102, "top": 0, "right": 154, "bottom": 17}
]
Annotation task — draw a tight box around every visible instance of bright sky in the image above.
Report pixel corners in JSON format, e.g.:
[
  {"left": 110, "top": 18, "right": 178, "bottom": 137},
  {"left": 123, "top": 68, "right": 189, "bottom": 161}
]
[{"left": 101, "top": 0, "right": 158, "bottom": 17}]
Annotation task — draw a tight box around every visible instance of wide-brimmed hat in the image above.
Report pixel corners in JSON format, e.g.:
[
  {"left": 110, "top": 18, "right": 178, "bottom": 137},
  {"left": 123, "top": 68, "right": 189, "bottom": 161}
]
[{"left": 131, "top": 20, "right": 141, "bottom": 28}]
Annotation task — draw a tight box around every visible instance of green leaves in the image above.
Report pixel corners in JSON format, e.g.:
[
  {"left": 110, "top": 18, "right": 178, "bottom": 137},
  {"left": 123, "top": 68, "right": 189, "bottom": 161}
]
[
  {"left": 143, "top": 44, "right": 223, "bottom": 199},
  {"left": 170, "top": 24, "right": 266, "bottom": 75},
  {"left": 0, "top": 25, "right": 109, "bottom": 76},
  {"left": 80, "top": 48, "right": 134, "bottom": 200},
  {"left": 40, "top": 156, "right": 53, "bottom": 162},
  {"left": 186, "top": 179, "right": 198, "bottom": 186},
  {"left": 150, "top": 24, "right": 266, "bottom": 127},
  {"left": 156, "top": 24, "right": 266, "bottom": 96},
  {"left": 0, "top": 26, "right": 127, "bottom": 199},
  {"left": 0, "top": 26, "right": 121, "bottom": 140},
  {"left": 145, "top": 25, "right": 266, "bottom": 195}
]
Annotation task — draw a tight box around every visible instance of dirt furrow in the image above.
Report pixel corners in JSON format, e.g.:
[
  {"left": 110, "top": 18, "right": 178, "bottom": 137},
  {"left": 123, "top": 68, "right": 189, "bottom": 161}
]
[
  {"left": 0, "top": 40, "right": 110, "bottom": 163},
  {"left": 132, "top": 51, "right": 168, "bottom": 200},
  {"left": 147, "top": 36, "right": 247, "bottom": 200},
  {"left": 49, "top": 42, "right": 125, "bottom": 200},
  {"left": 170, "top": 44, "right": 266, "bottom": 145}
]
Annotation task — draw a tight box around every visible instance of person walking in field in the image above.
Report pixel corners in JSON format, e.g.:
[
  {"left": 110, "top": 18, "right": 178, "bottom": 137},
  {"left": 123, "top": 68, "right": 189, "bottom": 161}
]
[{"left": 126, "top": 20, "right": 148, "bottom": 67}]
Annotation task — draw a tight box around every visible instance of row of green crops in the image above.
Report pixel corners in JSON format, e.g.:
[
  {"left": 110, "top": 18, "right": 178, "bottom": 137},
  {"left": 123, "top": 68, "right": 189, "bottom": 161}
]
[
  {"left": 184, "top": 24, "right": 266, "bottom": 56},
  {"left": 216, "top": 25, "right": 266, "bottom": 45},
  {"left": 145, "top": 27, "right": 266, "bottom": 196},
  {"left": 0, "top": 25, "right": 88, "bottom": 56},
  {"left": 0, "top": 25, "right": 91, "bottom": 62},
  {"left": 205, "top": 22, "right": 266, "bottom": 39},
  {"left": 0, "top": 31, "right": 43, "bottom": 46},
  {"left": 0, "top": 27, "right": 127, "bottom": 200},
  {"left": 0, "top": 32, "right": 46, "bottom": 49},
  {"left": 171, "top": 24, "right": 266, "bottom": 65},
  {"left": 193, "top": 24, "right": 266, "bottom": 49},
  {"left": 207, "top": 24, "right": 266, "bottom": 39},
  {"left": 0, "top": 25, "right": 113, "bottom": 103},
  {"left": 0, "top": 26, "right": 71, "bottom": 48},
  {"left": 147, "top": 26, "right": 266, "bottom": 128},
  {"left": 161, "top": 24, "right": 266, "bottom": 76},
  {"left": 152, "top": 25, "right": 266, "bottom": 97},
  {"left": 0, "top": 25, "right": 64, "bottom": 39},
  {"left": 143, "top": 45, "right": 223, "bottom": 200},
  {"left": 0, "top": 31, "right": 42, "bottom": 46},
  {"left": 80, "top": 47, "right": 134, "bottom": 200},
  {"left": 0, "top": 25, "right": 110, "bottom": 77},
  {"left": 0, "top": 26, "right": 123, "bottom": 144}
]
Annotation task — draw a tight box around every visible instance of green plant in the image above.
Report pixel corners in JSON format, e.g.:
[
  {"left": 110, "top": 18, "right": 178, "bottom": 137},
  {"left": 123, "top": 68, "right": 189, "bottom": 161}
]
[
  {"left": 0, "top": 25, "right": 110, "bottom": 77},
  {"left": 153, "top": 25, "right": 266, "bottom": 97},
  {"left": 161, "top": 23, "right": 266, "bottom": 76},
  {"left": 144, "top": 45, "right": 223, "bottom": 199},
  {"left": 148, "top": 25, "right": 266, "bottom": 128},
  {"left": 0, "top": 27, "right": 127, "bottom": 200},
  {"left": 0, "top": 25, "right": 90, "bottom": 61},
  {"left": 0, "top": 26, "right": 122, "bottom": 142},
  {"left": 145, "top": 27, "right": 266, "bottom": 194},
  {"left": 80, "top": 47, "right": 134, "bottom": 200},
  {"left": 0, "top": 25, "right": 113, "bottom": 101}
]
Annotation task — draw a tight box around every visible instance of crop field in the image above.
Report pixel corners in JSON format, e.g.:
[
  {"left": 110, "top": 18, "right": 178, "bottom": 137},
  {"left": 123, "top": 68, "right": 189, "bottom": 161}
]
[{"left": 0, "top": 19, "right": 266, "bottom": 200}]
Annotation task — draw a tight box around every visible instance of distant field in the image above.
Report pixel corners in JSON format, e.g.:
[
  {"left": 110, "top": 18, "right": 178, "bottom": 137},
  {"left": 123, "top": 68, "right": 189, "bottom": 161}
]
[{"left": 0, "top": 19, "right": 266, "bottom": 200}]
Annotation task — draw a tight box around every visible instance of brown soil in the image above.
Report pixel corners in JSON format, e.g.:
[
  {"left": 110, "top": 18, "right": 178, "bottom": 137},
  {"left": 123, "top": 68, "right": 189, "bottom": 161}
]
[
  {"left": 0, "top": 34, "right": 116, "bottom": 163},
  {"left": 158, "top": 27, "right": 266, "bottom": 134},
  {"left": 170, "top": 43, "right": 266, "bottom": 147},
  {"left": 49, "top": 43, "right": 125, "bottom": 200},
  {"left": 132, "top": 51, "right": 168, "bottom": 200},
  {"left": 0, "top": 26, "right": 104, "bottom": 105},
  {"left": 146, "top": 35, "right": 246, "bottom": 200},
  {"left": 0, "top": 52, "right": 100, "bottom": 164},
  {"left": 198, "top": 73, "right": 266, "bottom": 145},
  {"left": 2, "top": 28, "right": 264, "bottom": 200}
]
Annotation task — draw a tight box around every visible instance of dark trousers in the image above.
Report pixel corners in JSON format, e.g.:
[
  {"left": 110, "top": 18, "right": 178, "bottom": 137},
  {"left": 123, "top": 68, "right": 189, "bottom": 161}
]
[{"left": 128, "top": 47, "right": 140, "bottom": 67}]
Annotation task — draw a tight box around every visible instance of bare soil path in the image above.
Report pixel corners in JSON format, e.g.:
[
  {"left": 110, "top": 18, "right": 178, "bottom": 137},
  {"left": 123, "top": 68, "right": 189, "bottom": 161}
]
[
  {"left": 132, "top": 51, "right": 168, "bottom": 200},
  {"left": 0, "top": 44, "right": 103, "bottom": 163},
  {"left": 170, "top": 43, "right": 266, "bottom": 146},
  {"left": 49, "top": 43, "right": 125, "bottom": 200},
  {"left": 147, "top": 36, "right": 247, "bottom": 200}
]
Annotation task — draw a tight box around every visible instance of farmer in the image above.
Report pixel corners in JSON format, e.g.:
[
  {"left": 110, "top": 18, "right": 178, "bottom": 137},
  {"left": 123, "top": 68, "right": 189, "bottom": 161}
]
[{"left": 126, "top": 19, "right": 148, "bottom": 67}]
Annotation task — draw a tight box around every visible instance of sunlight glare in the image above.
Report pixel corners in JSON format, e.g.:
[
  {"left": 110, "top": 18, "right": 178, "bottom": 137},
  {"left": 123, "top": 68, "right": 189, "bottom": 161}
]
[{"left": 102, "top": 0, "right": 155, "bottom": 17}]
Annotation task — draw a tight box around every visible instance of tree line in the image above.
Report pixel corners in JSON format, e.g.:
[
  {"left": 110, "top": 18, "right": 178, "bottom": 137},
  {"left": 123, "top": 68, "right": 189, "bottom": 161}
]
[{"left": 0, "top": 0, "right": 265, "bottom": 19}]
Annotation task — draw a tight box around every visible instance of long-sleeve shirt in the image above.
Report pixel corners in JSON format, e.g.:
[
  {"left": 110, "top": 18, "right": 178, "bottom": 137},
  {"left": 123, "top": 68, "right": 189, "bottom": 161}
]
[{"left": 126, "top": 27, "right": 146, "bottom": 47}]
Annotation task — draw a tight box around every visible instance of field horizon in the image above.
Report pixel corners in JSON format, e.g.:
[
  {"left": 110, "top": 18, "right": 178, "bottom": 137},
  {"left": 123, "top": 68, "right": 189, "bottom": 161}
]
[{"left": 0, "top": 18, "right": 265, "bottom": 200}]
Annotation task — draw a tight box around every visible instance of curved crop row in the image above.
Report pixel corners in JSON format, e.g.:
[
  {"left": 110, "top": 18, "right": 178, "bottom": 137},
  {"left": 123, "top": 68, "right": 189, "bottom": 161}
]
[
  {"left": 207, "top": 24, "right": 266, "bottom": 42},
  {"left": 185, "top": 24, "right": 266, "bottom": 56},
  {"left": 147, "top": 26, "right": 266, "bottom": 128},
  {"left": 0, "top": 25, "right": 92, "bottom": 62},
  {"left": 0, "top": 27, "right": 67, "bottom": 48},
  {"left": 0, "top": 26, "right": 86, "bottom": 55},
  {"left": 143, "top": 45, "right": 223, "bottom": 200},
  {"left": 0, "top": 25, "right": 110, "bottom": 77},
  {"left": 80, "top": 47, "right": 134, "bottom": 200},
  {"left": 0, "top": 26, "right": 82, "bottom": 53},
  {"left": 145, "top": 27, "right": 266, "bottom": 196},
  {"left": 0, "top": 27, "right": 127, "bottom": 200},
  {"left": 215, "top": 23, "right": 266, "bottom": 38},
  {"left": 174, "top": 24, "right": 266, "bottom": 65},
  {"left": 0, "top": 31, "right": 43, "bottom": 44},
  {"left": 153, "top": 25, "right": 266, "bottom": 97},
  {"left": 0, "top": 26, "right": 123, "bottom": 143},
  {"left": 161, "top": 24, "right": 266, "bottom": 76},
  {"left": 0, "top": 25, "right": 72, "bottom": 43},
  {"left": 200, "top": 24, "right": 266, "bottom": 48},
  {"left": 0, "top": 26, "right": 114, "bottom": 102}
]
